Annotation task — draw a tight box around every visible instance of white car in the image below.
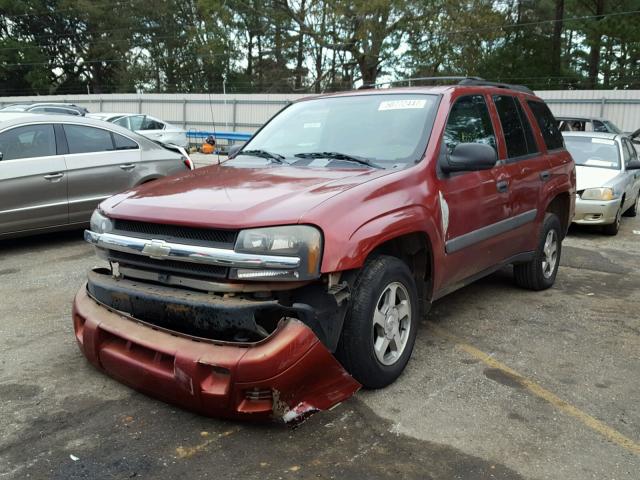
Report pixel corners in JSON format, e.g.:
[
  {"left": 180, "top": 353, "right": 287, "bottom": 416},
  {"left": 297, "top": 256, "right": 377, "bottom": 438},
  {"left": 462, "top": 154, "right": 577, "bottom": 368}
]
[
  {"left": 563, "top": 132, "right": 640, "bottom": 235},
  {"left": 88, "top": 113, "right": 188, "bottom": 148}
]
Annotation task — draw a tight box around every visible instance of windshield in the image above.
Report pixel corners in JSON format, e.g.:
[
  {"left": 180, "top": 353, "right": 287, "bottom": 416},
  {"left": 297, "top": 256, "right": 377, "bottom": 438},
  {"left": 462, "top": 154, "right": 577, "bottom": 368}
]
[
  {"left": 0, "top": 105, "right": 29, "bottom": 112},
  {"left": 603, "top": 120, "right": 622, "bottom": 134},
  {"left": 564, "top": 136, "right": 620, "bottom": 170},
  {"left": 241, "top": 94, "right": 439, "bottom": 169}
]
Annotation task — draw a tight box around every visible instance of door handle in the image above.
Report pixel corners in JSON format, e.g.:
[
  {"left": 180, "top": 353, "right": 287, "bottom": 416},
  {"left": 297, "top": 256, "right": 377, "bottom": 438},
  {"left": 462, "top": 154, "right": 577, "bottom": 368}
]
[
  {"left": 540, "top": 171, "right": 550, "bottom": 181},
  {"left": 43, "top": 173, "right": 64, "bottom": 181},
  {"left": 120, "top": 163, "right": 136, "bottom": 171},
  {"left": 496, "top": 180, "right": 509, "bottom": 193}
]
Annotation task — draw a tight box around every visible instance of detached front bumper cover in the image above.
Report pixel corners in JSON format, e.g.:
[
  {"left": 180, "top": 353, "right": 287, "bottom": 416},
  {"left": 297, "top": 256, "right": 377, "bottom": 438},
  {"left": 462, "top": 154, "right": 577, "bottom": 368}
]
[{"left": 72, "top": 282, "right": 361, "bottom": 424}]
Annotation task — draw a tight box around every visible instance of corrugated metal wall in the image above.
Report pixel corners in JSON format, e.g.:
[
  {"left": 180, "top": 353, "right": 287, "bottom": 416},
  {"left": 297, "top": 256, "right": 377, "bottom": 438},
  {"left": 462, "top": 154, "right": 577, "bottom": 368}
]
[
  {"left": 1, "top": 90, "right": 639, "bottom": 132},
  {"left": 535, "top": 90, "right": 640, "bottom": 132}
]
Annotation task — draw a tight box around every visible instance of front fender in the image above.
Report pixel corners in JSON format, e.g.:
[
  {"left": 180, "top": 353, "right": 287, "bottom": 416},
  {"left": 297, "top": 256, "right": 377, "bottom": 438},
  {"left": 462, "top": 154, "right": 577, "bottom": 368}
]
[{"left": 320, "top": 204, "right": 442, "bottom": 273}]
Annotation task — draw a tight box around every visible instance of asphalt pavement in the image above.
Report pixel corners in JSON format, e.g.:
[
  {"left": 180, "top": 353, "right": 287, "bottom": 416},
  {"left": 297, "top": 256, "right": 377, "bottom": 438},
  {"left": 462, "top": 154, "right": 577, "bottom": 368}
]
[{"left": 0, "top": 201, "right": 638, "bottom": 479}]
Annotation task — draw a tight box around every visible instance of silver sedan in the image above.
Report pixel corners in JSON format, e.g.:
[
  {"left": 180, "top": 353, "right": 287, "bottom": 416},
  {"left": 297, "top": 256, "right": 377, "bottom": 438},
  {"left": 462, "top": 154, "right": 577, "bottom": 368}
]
[
  {"left": 0, "top": 113, "right": 193, "bottom": 239},
  {"left": 564, "top": 131, "right": 640, "bottom": 235}
]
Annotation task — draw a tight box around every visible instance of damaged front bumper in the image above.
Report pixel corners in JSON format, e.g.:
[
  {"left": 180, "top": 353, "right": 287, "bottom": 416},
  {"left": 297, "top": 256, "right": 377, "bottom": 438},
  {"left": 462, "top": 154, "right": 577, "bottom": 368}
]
[{"left": 72, "top": 270, "right": 360, "bottom": 422}]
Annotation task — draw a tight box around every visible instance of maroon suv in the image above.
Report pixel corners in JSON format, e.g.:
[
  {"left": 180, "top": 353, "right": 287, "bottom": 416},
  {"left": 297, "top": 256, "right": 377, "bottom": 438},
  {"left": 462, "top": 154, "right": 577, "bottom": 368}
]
[{"left": 73, "top": 79, "right": 575, "bottom": 422}]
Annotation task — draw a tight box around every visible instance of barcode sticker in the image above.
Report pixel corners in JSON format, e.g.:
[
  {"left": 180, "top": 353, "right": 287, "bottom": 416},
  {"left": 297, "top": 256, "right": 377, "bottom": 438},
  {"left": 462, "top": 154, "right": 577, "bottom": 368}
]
[{"left": 378, "top": 99, "right": 427, "bottom": 111}]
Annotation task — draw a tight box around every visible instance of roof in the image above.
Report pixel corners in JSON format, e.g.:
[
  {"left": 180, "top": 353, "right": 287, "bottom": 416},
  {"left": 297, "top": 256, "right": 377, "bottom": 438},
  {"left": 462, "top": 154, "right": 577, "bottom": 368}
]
[
  {"left": 561, "top": 131, "right": 620, "bottom": 141},
  {"left": 298, "top": 83, "right": 540, "bottom": 104},
  {"left": 556, "top": 116, "right": 609, "bottom": 122}
]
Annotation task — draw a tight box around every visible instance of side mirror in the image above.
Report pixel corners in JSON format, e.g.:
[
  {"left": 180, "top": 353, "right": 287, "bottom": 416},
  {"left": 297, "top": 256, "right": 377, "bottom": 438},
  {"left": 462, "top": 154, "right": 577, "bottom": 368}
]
[
  {"left": 626, "top": 159, "right": 640, "bottom": 170},
  {"left": 442, "top": 143, "right": 497, "bottom": 173},
  {"left": 228, "top": 143, "right": 242, "bottom": 158},
  {"left": 0, "top": 151, "right": 3, "bottom": 161}
]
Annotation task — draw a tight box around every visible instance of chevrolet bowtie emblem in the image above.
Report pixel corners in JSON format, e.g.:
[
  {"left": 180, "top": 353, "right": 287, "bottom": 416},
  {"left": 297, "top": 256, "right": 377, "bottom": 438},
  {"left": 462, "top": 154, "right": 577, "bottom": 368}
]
[{"left": 142, "top": 239, "right": 171, "bottom": 259}]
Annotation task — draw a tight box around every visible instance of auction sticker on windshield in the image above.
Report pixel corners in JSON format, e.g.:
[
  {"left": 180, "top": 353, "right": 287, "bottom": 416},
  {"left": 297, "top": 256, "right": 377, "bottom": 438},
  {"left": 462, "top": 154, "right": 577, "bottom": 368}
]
[{"left": 378, "top": 99, "right": 427, "bottom": 111}]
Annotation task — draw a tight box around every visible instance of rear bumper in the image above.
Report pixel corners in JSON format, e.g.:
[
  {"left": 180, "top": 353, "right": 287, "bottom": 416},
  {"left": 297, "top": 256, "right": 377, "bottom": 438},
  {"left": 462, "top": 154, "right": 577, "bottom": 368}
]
[
  {"left": 572, "top": 198, "right": 620, "bottom": 225},
  {"left": 72, "top": 286, "right": 360, "bottom": 422}
]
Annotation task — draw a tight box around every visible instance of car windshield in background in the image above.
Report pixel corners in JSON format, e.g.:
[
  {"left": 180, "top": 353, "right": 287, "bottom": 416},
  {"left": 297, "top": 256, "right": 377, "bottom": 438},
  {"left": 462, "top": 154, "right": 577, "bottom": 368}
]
[
  {"left": 603, "top": 120, "right": 622, "bottom": 134},
  {"left": 564, "top": 136, "right": 620, "bottom": 170},
  {"left": 0, "top": 105, "right": 29, "bottom": 112},
  {"left": 241, "top": 94, "right": 440, "bottom": 169}
]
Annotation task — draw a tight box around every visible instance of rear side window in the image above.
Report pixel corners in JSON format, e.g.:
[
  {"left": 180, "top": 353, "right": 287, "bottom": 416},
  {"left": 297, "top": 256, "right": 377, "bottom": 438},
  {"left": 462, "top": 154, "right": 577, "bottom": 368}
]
[
  {"left": 443, "top": 95, "right": 496, "bottom": 154},
  {"left": 0, "top": 124, "right": 56, "bottom": 160},
  {"left": 113, "top": 133, "right": 139, "bottom": 150},
  {"left": 64, "top": 125, "right": 114, "bottom": 154},
  {"left": 493, "top": 95, "right": 538, "bottom": 158},
  {"left": 527, "top": 101, "right": 564, "bottom": 150}
]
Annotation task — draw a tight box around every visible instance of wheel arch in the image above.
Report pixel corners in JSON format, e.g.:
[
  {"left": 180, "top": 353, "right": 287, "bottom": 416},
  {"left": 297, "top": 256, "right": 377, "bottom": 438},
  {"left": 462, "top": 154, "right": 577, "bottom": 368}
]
[{"left": 544, "top": 191, "right": 571, "bottom": 238}]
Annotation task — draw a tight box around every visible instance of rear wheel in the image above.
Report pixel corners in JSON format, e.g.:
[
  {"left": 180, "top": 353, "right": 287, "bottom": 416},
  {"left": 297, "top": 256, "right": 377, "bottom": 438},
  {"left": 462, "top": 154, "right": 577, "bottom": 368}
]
[
  {"left": 336, "top": 255, "right": 418, "bottom": 389},
  {"left": 514, "top": 213, "right": 562, "bottom": 291},
  {"left": 603, "top": 204, "right": 622, "bottom": 235}
]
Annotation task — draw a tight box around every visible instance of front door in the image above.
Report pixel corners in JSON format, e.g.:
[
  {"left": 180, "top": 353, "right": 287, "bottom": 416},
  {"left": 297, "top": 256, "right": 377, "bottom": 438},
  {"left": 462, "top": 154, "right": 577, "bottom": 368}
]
[
  {"left": 437, "top": 94, "right": 511, "bottom": 286},
  {"left": 0, "top": 124, "right": 68, "bottom": 235}
]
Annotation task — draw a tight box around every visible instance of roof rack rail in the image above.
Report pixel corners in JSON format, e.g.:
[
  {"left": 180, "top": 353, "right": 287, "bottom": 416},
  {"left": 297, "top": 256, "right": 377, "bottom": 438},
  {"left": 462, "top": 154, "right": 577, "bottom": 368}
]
[
  {"left": 359, "top": 76, "right": 534, "bottom": 95},
  {"left": 457, "top": 78, "right": 534, "bottom": 95}
]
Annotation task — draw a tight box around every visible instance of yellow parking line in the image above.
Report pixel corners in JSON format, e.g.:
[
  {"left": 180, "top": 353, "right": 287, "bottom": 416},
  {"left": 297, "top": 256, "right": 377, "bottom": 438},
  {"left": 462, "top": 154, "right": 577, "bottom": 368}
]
[{"left": 430, "top": 325, "right": 640, "bottom": 456}]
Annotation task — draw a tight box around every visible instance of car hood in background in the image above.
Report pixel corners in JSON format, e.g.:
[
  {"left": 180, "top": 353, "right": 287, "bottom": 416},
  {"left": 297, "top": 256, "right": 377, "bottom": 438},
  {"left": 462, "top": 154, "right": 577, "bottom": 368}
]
[
  {"left": 575, "top": 165, "right": 622, "bottom": 191},
  {"left": 100, "top": 162, "right": 395, "bottom": 228}
]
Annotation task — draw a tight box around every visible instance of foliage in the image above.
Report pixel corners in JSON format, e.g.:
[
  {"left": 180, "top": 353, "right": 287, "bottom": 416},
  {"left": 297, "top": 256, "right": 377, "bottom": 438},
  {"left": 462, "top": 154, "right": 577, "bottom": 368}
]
[{"left": 0, "top": 0, "right": 638, "bottom": 95}]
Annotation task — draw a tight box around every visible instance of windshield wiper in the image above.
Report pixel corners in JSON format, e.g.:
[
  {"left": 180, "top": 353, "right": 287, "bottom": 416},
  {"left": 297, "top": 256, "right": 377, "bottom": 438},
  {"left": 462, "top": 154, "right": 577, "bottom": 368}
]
[
  {"left": 240, "top": 149, "right": 286, "bottom": 164},
  {"left": 294, "top": 152, "right": 382, "bottom": 169}
]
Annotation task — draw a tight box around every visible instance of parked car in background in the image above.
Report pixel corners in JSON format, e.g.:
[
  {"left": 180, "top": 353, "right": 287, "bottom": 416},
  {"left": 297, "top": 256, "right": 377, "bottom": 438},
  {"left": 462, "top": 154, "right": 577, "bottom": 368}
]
[
  {"left": 0, "top": 113, "right": 193, "bottom": 240},
  {"left": 0, "top": 102, "right": 89, "bottom": 116},
  {"left": 557, "top": 116, "right": 623, "bottom": 134},
  {"left": 88, "top": 113, "right": 188, "bottom": 148},
  {"left": 74, "top": 80, "right": 575, "bottom": 421},
  {"left": 563, "top": 131, "right": 640, "bottom": 235}
]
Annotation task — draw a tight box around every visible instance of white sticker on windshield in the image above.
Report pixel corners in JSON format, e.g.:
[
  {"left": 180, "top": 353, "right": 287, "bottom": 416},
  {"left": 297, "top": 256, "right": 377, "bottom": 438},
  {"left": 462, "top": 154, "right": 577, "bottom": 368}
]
[
  {"left": 592, "top": 138, "right": 616, "bottom": 145},
  {"left": 585, "top": 159, "right": 615, "bottom": 167},
  {"left": 378, "top": 99, "right": 427, "bottom": 111}
]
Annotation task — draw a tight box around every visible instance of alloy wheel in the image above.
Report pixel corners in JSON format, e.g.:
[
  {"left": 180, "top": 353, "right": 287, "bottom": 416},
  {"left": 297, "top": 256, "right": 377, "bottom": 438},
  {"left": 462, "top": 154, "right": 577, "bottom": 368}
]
[
  {"left": 541, "top": 229, "right": 558, "bottom": 279},
  {"left": 372, "top": 282, "right": 412, "bottom": 366}
]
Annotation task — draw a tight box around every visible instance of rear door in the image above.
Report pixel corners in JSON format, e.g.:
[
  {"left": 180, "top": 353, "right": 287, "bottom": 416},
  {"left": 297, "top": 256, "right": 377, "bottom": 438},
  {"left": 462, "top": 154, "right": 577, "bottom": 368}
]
[
  {"left": 437, "top": 94, "right": 512, "bottom": 284},
  {"left": 491, "top": 94, "right": 546, "bottom": 251},
  {"left": 0, "top": 123, "right": 68, "bottom": 234},
  {"left": 63, "top": 123, "right": 142, "bottom": 224}
]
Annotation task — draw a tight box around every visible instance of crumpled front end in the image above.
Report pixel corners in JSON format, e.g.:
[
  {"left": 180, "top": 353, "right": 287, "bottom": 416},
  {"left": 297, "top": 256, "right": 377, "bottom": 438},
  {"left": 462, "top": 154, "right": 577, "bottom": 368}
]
[{"left": 72, "top": 269, "right": 360, "bottom": 423}]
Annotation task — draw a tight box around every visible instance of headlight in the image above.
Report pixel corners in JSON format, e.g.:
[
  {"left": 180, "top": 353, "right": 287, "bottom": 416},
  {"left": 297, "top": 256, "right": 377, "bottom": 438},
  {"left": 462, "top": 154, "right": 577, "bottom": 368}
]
[
  {"left": 231, "top": 225, "right": 322, "bottom": 281},
  {"left": 90, "top": 209, "right": 114, "bottom": 233},
  {"left": 581, "top": 187, "right": 615, "bottom": 201}
]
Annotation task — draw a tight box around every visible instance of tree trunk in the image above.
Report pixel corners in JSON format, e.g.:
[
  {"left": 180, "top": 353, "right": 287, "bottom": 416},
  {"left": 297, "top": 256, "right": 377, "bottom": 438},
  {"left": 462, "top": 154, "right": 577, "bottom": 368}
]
[
  {"left": 551, "top": 0, "right": 564, "bottom": 77},
  {"left": 295, "top": 0, "right": 306, "bottom": 89},
  {"left": 587, "top": 0, "right": 605, "bottom": 88}
]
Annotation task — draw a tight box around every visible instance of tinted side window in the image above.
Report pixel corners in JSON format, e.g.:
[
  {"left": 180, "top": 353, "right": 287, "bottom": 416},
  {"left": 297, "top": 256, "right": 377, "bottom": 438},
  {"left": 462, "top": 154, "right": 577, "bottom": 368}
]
[
  {"left": 0, "top": 124, "right": 56, "bottom": 160},
  {"left": 443, "top": 95, "right": 496, "bottom": 154},
  {"left": 622, "top": 139, "right": 634, "bottom": 166},
  {"left": 141, "top": 117, "right": 165, "bottom": 130},
  {"left": 527, "top": 101, "right": 564, "bottom": 150},
  {"left": 64, "top": 125, "right": 114, "bottom": 154},
  {"left": 493, "top": 95, "right": 538, "bottom": 158},
  {"left": 113, "top": 132, "right": 139, "bottom": 150}
]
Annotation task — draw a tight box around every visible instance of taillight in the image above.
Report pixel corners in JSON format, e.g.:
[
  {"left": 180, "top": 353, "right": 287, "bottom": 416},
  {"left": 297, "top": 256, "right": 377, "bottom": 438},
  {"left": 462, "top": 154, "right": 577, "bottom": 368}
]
[{"left": 182, "top": 156, "right": 194, "bottom": 170}]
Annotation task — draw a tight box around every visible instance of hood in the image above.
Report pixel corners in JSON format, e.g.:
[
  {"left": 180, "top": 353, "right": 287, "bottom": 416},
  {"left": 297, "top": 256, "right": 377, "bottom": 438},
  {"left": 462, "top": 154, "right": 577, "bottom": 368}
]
[
  {"left": 575, "top": 165, "right": 622, "bottom": 191},
  {"left": 101, "top": 162, "right": 394, "bottom": 228}
]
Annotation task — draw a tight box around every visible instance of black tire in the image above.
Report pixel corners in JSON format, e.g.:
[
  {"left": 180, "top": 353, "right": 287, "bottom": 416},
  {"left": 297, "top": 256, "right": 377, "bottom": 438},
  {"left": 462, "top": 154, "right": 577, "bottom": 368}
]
[
  {"left": 336, "top": 255, "right": 419, "bottom": 389},
  {"left": 602, "top": 204, "right": 622, "bottom": 235},
  {"left": 514, "top": 213, "right": 562, "bottom": 291},
  {"left": 623, "top": 194, "right": 638, "bottom": 217}
]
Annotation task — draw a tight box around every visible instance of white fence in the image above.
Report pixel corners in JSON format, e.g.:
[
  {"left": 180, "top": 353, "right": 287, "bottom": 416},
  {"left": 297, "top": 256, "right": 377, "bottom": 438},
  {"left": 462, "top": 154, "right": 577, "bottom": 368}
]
[{"left": 1, "top": 90, "right": 639, "bottom": 133}]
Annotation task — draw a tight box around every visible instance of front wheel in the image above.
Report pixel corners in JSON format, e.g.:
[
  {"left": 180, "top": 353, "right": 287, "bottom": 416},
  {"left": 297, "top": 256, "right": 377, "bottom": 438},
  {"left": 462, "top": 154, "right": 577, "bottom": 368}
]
[
  {"left": 602, "top": 204, "right": 622, "bottom": 235},
  {"left": 514, "top": 213, "right": 562, "bottom": 291},
  {"left": 623, "top": 193, "right": 638, "bottom": 218},
  {"left": 336, "top": 255, "right": 419, "bottom": 389}
]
